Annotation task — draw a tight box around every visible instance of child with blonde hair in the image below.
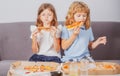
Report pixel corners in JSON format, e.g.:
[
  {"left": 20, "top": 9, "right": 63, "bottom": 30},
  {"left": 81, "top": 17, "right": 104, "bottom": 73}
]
[{"left": 61, "top": 1, "right": 107, "bottom": 62}]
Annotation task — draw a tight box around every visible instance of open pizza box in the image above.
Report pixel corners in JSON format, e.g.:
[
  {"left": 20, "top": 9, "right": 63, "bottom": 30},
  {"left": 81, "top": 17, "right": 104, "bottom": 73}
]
[
  {"left": 62, "top": 62, "right": 120, "bottom": 75},
  {"left": 7, "top": 61, "right": 120, "bottom": 76},
  {"left": 7, "top": 61, "right": 62, "bottom": 76}
]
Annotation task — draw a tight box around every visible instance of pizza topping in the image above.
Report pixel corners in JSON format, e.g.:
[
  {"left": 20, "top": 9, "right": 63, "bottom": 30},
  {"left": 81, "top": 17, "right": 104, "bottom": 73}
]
[{"left": 24, "top": 65, "right": 56, "bottom": 72}]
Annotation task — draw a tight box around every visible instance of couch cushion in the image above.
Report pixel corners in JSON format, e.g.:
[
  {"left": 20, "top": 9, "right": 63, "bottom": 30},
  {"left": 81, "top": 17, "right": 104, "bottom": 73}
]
[
  {"left": 0, "top": 60, "right": 16, "bottom": 76},
  {"left": 0, "top": 22, "right": 33, "bottom": 60},
  {"left": 91, "top": 22, "right": 120, "bottom": 60}
]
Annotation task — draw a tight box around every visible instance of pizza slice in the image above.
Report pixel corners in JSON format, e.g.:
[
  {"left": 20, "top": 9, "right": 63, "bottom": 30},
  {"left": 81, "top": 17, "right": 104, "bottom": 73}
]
[
  {"left": 38, "top": 27, "right": 50, "bottom": 31},
  {"left": 66, "top": 21, "right": 84, "bottom": 30}
]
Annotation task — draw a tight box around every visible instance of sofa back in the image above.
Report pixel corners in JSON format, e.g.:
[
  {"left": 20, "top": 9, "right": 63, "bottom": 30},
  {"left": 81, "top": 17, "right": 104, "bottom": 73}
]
[
  {"left": 0, "top": 22, "right": 120, "bottom": 60},
  {"left": 0, "top": 22, "right": 34, "bottom": 60},
  {"left": 91, "top": 22, "right": 120, "bottom": 60}
]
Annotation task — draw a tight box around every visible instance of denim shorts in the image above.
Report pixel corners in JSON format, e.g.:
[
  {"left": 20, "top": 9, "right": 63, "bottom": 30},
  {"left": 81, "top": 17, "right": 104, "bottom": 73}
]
[{"left": 29, "top": 54, "right": 61, "bottom": 63}]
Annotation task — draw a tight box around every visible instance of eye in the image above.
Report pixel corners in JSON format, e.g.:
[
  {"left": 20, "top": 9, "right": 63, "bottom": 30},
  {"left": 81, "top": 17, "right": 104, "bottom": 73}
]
[
  {"left": 41, "top": 13, "right": 45, "bottom": 16},
  {"left": 77, "top": 14, "right": 81, "bottom": 17},
  {"left": 48, "top": 13, "right": 52, "bottom": 16},
  {"left": 83, "top": 15, "right": 87, "bottom": 17}
]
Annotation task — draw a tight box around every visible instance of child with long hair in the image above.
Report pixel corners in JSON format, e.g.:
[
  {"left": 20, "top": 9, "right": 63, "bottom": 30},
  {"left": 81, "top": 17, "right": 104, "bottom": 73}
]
[
  {"left": 29, "top": 3, "right": 61, "bottom": 63},
  {"left": 61, "top": 1, "right": 107, "bottom": 62}
]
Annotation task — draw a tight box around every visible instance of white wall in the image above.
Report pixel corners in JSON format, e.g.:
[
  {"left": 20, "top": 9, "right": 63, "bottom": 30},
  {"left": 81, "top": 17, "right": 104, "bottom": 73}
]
[{"left": 0, "top": 0, "right": 120, "bottom": 23}]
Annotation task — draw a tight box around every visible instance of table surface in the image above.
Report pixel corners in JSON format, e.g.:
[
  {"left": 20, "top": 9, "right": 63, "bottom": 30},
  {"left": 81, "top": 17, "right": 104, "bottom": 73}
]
[
  {"left": 8, "top": 60, "right": 120, "bottom": 76},
  {"left": 63, "top": 60, "right": 120, "bottom": 76}
]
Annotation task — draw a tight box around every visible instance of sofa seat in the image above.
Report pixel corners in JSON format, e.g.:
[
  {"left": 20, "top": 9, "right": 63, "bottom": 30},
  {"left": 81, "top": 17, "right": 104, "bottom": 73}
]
[{"left": 0, "top": 60, "right": 17, "bottom": 76}]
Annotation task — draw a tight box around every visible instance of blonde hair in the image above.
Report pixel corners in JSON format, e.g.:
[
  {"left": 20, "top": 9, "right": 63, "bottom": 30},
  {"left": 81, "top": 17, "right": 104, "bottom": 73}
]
[
  {"left": 36, "top": 3, "right": 58, "bottom": 27},
  {"left": 65, "top": 1, "right": 90, "bottom": 29}
]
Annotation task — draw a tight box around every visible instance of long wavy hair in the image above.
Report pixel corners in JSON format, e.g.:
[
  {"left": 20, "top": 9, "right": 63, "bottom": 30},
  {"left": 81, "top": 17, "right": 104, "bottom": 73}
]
[
  {"left": 65, "top": 1, "right": 90, "bottom": 30},
  {"left": 36, "top": 3, "right": 58, "bottom": 27}
]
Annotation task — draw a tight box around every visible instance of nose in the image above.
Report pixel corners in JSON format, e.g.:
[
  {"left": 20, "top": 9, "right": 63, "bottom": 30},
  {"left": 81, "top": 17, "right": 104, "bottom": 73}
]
[
  {"left": 45, "top": 15, "right": 48, "bottom": 18},
  {"left": 80, "top": 15, "right": 84, "bottom": 19}
]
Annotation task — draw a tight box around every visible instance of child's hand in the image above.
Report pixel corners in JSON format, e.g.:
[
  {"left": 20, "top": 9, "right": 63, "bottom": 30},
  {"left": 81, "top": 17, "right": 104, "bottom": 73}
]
[
  {"left": 96, "top": 36, "right": 107, "bottom": 45},
  {"left": 73, "top": 26, "right": 80, "bottom": 35},
  {"left": 32, "top": 29, "right": 39, "bottom": 39},
  {"left": 50, "top": 26, "right": 57, "bottom": 37}
]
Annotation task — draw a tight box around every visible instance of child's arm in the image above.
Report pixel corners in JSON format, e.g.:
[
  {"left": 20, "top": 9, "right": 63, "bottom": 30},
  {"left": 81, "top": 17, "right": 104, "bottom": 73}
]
[
  {"left": 51, "top": 26, "right": 61, "bottom": 52},
  {"left": 62, "top": 27, "right": 80, "bottom": 50},
  {"left": 32, "top": 37, "right": 39, "bottom": 53},
  {"left": 31, "top": 29, "right": 39, "bottom": 53},
  {"left": 53, "top": 37, "right": 61, "bottom": 52},
  {"left": 89, "top": 36, "right": 107, "bottom": 50}
]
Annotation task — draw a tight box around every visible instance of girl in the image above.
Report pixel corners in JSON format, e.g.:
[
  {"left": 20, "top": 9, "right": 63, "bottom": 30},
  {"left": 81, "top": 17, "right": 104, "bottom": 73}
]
[
  {"left": 29, "top": 3, "right": 61, "bottom": 63},
  {"left": 61, "top": 1, "right": 107, "bottom": 62}
]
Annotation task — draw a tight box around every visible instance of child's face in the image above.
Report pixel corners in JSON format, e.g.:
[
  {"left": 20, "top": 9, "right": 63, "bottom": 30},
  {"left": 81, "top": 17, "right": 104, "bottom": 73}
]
[
  {"left": 74, "top": 12, "right": 87, "bottom": 22},
  {"left": 40, "top": 9, "right": 53, "bottom": 25}
]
